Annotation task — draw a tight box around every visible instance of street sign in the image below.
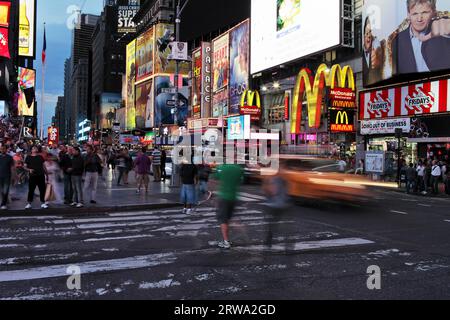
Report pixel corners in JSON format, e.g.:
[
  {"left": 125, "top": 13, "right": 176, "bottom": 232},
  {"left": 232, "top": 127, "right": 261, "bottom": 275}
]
[
  {"left": 168, "top": 41, "right": 188, "bottom": 61},
  {"left": 161, "top": 87, "right": 177, "bottom": 94},
  {"left": 166, "top": 100, "right": 177, "bottom": 107}
]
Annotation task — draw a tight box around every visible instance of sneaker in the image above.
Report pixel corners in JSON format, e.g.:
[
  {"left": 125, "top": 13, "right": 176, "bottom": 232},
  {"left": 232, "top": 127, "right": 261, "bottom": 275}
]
[
  {"left": 41, "top": 203, "right": 49, "bottom": 209},
  {"left": 1, "top": 206, "right": 7, "bottom": 210},
  {"left": 25, "top": 204, "right": 32, "bottom": 210},
  {"left": 70, "top": 202, "right": 77, "bottom": 207},
  {"left": 136, "top": 189, "right": 141, "bottom": 194},
  {"left": 90, "top": 200, "right": 97, "bottom": 204},
  {"left": 76, "top": 203, "right": 84, "bottom": 208},
  {"left": 218, "top": 240, "right": 232, "bottom": 249},
  {"left": 186, "top": 209, "right": 193, "bottom": 215},
  {"left": 182, "top": 208, "right": 187, "bottom": 214}
]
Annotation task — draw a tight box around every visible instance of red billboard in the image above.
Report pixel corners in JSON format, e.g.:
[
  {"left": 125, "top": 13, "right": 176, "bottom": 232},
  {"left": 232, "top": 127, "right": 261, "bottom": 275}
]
[{"left": 48, "top": 127, "right": 59, "bottom": 145}]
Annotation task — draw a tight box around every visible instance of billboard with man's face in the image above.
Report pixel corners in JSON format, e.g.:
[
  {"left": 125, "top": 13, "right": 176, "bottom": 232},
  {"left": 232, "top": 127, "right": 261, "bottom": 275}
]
[
  {"left": 251, "top": 0, "right": 341, "bottom": 74},
  {"left": 363, "top": 0, "right": 450, "bottom": 86}
]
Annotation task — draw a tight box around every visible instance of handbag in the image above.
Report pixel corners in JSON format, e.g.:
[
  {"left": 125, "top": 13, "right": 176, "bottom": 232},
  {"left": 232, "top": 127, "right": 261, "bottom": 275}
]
[{"left": 45, "top": 183, "right": 56, "bottom": 202}]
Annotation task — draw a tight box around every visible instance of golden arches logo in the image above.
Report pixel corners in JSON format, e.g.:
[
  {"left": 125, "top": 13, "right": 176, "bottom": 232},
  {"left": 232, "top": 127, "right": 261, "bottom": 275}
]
[
  {"left": 240, "top": 90, "right": 261, "bottom": 108},
  {"left": 290, "top": 64, "right": 355, "bottom": 134},
  {"left": 335, "top": 111, "right": 349, "bottom": 125}
]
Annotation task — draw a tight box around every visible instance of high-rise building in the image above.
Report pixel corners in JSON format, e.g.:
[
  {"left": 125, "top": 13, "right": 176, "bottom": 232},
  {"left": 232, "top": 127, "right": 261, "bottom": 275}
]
[{"left": 53, "top": 96, "right": 65, "bottom": 140}]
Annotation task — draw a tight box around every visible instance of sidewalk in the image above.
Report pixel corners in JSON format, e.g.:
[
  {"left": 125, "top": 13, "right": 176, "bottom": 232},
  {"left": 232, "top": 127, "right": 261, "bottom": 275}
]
[{"left": 3, "top": 169, "right": 182, "bottom": 216}]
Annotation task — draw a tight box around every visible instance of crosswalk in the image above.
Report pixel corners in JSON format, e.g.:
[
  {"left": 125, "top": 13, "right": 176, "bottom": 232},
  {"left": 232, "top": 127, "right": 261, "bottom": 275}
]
[
  {"left": 212, "top": 192, "right": 267, "bottom": 203},
  {"left": 0, "top": 206, "right": 376, "bottom": 299}
]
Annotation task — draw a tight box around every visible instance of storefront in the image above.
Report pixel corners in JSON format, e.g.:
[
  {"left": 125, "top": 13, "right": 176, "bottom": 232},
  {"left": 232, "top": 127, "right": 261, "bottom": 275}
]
[{"left": 359, "top": 77, "right": 450, "bottom": 165}]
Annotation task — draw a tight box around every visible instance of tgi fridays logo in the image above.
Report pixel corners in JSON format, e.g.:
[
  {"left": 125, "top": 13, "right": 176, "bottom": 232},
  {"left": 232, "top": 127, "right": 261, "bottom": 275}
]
[
  {"left": 405, "top": 87, "right": 435, "bottom": 113},
  {"left": 367, "top": 94, "right": 392, "bottom": 118}
]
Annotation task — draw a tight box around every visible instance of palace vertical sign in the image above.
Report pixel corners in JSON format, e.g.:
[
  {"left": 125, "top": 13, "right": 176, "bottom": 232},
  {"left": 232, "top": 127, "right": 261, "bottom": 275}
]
[{"left": 201, "top": 42, "right": 212, "bottom": 118}]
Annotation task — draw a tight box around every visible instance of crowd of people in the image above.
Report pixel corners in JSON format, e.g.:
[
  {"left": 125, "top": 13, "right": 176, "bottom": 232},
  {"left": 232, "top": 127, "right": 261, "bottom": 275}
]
[{"left": 403, "top": 158, "right": 449, "bottom": 196}]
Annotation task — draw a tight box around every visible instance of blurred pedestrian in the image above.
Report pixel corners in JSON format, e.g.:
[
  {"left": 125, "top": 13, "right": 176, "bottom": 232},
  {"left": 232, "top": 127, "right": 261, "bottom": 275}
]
[
  {"left": 214, "top": 163, "right": 244, "bottom": 249},
  {"left": 431, "top": 160, "right": 441, "bottom": 195},
  {"left": 59, "top": 145, "right": 73, "bottom": 205},
  {"left": 24, "top": 146, "right": 49, "bottom": 209},
  {"left": 161, "top": 148, "right": 167, "bottom": 182},
  {"left": 70, "top": 147, "right": 84, "bottom": 208},
  {"left": 0, "top": 145, "right": 14, "bottom": 210},
  {"left": 180, "top": 159, "right": 198, "bottom": 215},
  {"left": 84, "top": 145, "right": 102, "bottom": 204},
  {"left": 134, "top": 147, "right": 151, "bottom": 194},
  {"left": 406, "top": 163, "right": 417, "bottom": 194},
  {"left": 152, "top": 146, "right": 162, "bottom": 182}
]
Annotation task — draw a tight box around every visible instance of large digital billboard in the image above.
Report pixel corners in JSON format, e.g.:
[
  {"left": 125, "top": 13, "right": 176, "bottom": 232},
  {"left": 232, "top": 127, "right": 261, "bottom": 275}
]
[
  {"left": 117, "top": 0, "right": 140, "bottom": 34},
  {"left": 135, "top": 80, "right": 153, "bottom": 129},
  {"left": 251, "top": 0, "right": 341, "bottom": 74},
  {"left": 17, "top": 67, "right": 35, "bottom": 117},
  {"left": 126, "top": 39, "right": 136, "bottom": 129},
  {"left": 100, "top": 93, "right": 122, "bottom": 129},
  {"left": 362, "top": 0, "right": 450, "bottom": 86},
  {"left": 136, "top": 28, "right": 154, "bottom": 83},
  {"left": 230, "top": 20, "right": 250, "bottom": 115},
  {"left": 18, "top": 0, "right": 36, "bottom": 58}
]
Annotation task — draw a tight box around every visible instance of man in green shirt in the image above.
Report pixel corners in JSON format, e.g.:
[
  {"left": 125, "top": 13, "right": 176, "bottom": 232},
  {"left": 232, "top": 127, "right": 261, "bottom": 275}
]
[{"left": 214, "top": 164, "right": 244, "bottom": 249}]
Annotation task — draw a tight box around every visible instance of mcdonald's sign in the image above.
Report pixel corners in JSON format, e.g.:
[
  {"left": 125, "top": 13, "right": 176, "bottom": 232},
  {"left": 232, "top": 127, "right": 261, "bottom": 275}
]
[
  {"left": 290, "top": 64, "right": 355, "bottom": 134},
  {"left": 330, "top": 109, "right": 355, "bottom": 133},
  {"left": 240, "top": 90, "right": 261, "bottom": 121}
]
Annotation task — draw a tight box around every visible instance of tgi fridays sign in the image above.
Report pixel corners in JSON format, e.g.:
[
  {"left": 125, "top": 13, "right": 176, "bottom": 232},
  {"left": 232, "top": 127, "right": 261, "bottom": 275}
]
[
  {"left": 360, "top": 118, "right": 411, "bottom": 135},
  {"left": 360, "top": 79, "right": 450, "bottom": 120}
]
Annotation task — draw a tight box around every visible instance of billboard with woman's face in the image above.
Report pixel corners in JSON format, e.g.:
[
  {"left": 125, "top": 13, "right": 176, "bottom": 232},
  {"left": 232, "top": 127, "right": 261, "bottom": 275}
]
[{"left": 363, "top": 0, "right": 450, "bottom": 86}]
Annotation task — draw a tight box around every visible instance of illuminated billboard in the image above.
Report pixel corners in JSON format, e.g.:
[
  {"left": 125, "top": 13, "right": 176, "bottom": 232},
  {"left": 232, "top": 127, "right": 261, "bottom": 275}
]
[
  {"left": 17, "top": 67, "right": 35, "bottom": 117},
  {"left": 117, "top": 0, "right": 140, "bottom": 34},
  {"left": 100, "top": 93, "right": 122, "bottom": 129},
  {"left": 136, "top": 27, "right": 154, "bottom": 83},
  {"left": 0, "top": 1, "right": 11, "bottom": 27},
  {"left": 362, "top": 0, "right": 450, "bottom": 86},
  {"left": 126, "top": 39, "right": 136, "bottom": 129},
  {"left": 18, "top": 0, "right": 36, "bottom": 58},
  {"left": 251, "top": 0, "right": 341, "bottom": 74}
]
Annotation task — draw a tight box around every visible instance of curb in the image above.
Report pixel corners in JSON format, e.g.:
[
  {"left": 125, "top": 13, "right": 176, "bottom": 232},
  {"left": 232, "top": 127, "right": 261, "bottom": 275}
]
[{"left": 0, "top": 202, "right": 182, "bottom": 217}]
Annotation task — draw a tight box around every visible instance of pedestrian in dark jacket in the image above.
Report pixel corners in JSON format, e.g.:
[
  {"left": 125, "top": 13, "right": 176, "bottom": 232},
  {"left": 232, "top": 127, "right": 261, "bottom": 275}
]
[
  {"left": 70, "top": 147, "right": 84, "bottom": 207},
  {"left": 406, "top": 163, "right": 417, "bottom": 194},
  {"left": 58, "top": 145, "right": 73, "bottom": 204}
]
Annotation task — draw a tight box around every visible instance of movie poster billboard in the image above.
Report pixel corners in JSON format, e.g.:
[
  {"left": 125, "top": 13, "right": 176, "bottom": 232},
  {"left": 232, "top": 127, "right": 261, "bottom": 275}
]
[
  {"left": 135, "top": 80, "right": 153, "bottom": 129},
  {"left": 213, "top": 33, "right": 229, "bottom": 93},
  {"left": 136, "top": 27, "right": 153, "bottom": 83},
  {"left": 362, "top": 0, "right": 450, "bottom": 86},
  {"left": 17, "top": 67, "right": 35, "bottom": 116},
  {"left": 212, "top": 88, "right": 228, "bottom": 118},
  {"left": 192, "top": 48, "right": 202, "bottom": 119},
  {"left": 154, "top": 23, "right": 190, "bottom": 75},
  {"left": 126, "top": 39, "right": 136, "bottom": 129},
  {"left": 154, "top": 76, "right": 189, "bottom": 126},
  {"left": 117, "top": 0, "right": 140, "bottom": 34},
  {"left": 100, "top": 93, "right": 122, "bottom": 129},
  {"left": 229, "top": 20, "right": 250, "bottom": 115}
]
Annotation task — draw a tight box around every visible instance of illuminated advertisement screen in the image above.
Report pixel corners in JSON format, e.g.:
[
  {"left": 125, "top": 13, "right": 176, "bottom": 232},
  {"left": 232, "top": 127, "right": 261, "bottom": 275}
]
[
  {"left": 227, "top": 115, "right": 251, "bottom": 140},
  {"left": 117, "top": 0, "right": 140, "bottom": 34},
  {"left": 100, "top": 93, "right": 122, "bottom": 129},
  {"left": 251, "top": 0, "right": 341, "bottom": 73},
  {"left": 126, "top": 39, "right": 136, "bottom": 129},
  {"left": 362, "top": 0, "right": 450, "bottom": 86},
  {"left": 19, "top": 0, "right": 36, "bottom": 58},
  {"left": 136, "top": 27, "right": 154, "bottom": 83},
  {"left": 17, "top": 67, "right": 35, "bottom": 116},
  {"left": 0, "top": 1, "right": 11, "bottom": 27},
  {"left": 230, "top": 20, "right": 250, "bottom": 115},
  {"left": 135, "top": 80, "right": 153, "bottom": 129},
  {"left": 212, "top": 33, "right": 229, "bottom": 93}
]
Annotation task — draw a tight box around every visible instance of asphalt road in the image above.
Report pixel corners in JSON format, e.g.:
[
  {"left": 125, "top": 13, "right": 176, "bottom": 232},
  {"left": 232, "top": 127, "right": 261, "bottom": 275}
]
[{"left": 0, "top": 185, "right": 450, "bottom": 300}]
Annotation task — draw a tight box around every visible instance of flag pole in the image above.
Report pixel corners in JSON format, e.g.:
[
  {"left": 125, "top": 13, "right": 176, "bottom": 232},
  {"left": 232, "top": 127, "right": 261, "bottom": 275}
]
[{"left": 40, "top": 22, "right": 46, "bottom": 141}]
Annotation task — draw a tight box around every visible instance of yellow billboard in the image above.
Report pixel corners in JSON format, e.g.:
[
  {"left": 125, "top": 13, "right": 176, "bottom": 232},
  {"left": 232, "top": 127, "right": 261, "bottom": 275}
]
[
  {"left": 18, "top": 0, "right": 35, "bottom": 58},
  {"left": 126, "top": 39, "right": 136, "bottom": 129}
]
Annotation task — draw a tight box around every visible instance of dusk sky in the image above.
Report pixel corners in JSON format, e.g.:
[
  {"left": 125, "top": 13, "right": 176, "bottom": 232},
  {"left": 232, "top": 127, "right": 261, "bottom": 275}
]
[{"left": 35, "top": 0, "right": 104, "bottom": 131}]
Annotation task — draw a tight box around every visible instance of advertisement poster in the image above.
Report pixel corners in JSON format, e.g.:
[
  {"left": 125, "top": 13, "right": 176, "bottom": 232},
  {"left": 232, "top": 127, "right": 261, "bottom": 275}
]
[
  {"left": 192, "top": 48, "right": 202, "bottom": 118},
  {"left": 362, "top": 0, "right": 450, "bottom": 86},
  {"left": 0, "top": 1, "right": 11, "bottom": 27},
  {"left": 154, "top": 76, "right": 189, "bottom": 126},
  {"left": 18, "top": 0, "right": 35, "bottom": 58},
  {"left": 136, "top": 27, "right": 153, "bottom": 83},
  {"left": 115, "top": 107, "right": 126, "bottom": 130},
  {"left": 251, "top": 0, "right": 340, "bottom": 73},
  {"left": 154, "top": 23, "right": 190, "bottom": 75},
  {"left": 100, "top": 93, "right": 122, "bottom": 129},
  {"left": 229, "top": 20, "right": 250, "bottom": 115},
  {"left": 227, "top": 115, "right": 251, "bottom": 140},
  {"left": 365, "top": 152, "right": 385, "bottom": 174},
  {"left": 126, "top": 39, "right": 136, "bottom": 129},
  {"left": 0, "top": 27, "right": 10, "bottom": 59},
  {"left": 17, "top": 67, "right": 35, "bottom": 117},
  {"left": 361, "top": 118, "right": 411, "bottom": 135},
  {"left": 213, "top": 33, "right": 229, "bottom": 92},
  {"left": 117, "top": 0, "right": 140, "bottom": 34},
  {"left": 135, "top": 80, "right": 153, "bottom": 129},
  {"left": 47, "top": 127, "right": 59, "bottom": 146},
  {"left": 212, "top": 88, "right": 229, "bottom": 118}
]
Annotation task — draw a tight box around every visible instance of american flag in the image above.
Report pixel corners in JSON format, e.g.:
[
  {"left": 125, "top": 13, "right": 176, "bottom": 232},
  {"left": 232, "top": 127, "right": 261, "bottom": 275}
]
[{"left": 42, "top": 24, "right": 46, "bottom": 64}]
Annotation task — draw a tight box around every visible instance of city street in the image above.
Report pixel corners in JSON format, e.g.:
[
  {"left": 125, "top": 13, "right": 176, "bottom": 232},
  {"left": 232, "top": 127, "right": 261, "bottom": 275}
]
[{"left": 1, "top": 184, "right": 450, "bottom": 300}]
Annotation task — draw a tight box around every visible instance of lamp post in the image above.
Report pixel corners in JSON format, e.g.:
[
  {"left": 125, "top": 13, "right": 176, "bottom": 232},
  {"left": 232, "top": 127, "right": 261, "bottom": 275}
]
[{"left": 170, "top": 0, "right": 190, "bottom": 188}]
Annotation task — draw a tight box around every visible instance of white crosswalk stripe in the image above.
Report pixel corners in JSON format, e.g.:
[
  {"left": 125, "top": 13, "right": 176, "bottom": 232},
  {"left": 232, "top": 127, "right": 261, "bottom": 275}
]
[{"left": 0, "top": 206, "right": 376, "bottom": 299}]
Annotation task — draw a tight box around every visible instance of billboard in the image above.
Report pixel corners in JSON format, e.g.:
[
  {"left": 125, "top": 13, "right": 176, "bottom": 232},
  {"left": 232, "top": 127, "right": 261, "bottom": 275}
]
[
  {"left": 135, "top": 80, "right": 153, "bottom": 129},
  {"left": 100, "top": 93, "right": 122, "bottom": 129},
  {"left": 360, "top": 118, "right": 411, "bottom": 135},
  {"left": 0, "top": 1, "right": 11, "bottom": 27},
  {"left": 17, "top": 67, "right": 35, "bottom": 117},
  {"left": 227, "top": 115, "right": 251, "bottom": 140},
  {"left": 329, "top": 109, "right": 355, "bottom": 133},
  {"left": 359, "top": 78, "right": 450, "bottom": 120},
  {"left": 154, "top": 23, "right": 190, "bottom": 75},
  {"left": 126, "top": 40, "right": 136, "bottom": 129},
  {"left": 212, "top": 89, "right": 229, "bottom": 118},
  {"left": 47, "top": 127, "right": 59, "bottom": 146},
  {"left": 0, "top": 27, "right": 9, "bottom": 59},
  {"left": 117, "top": 0, "right": 140, "bottom": 34},
  {"left": 136, "top": 28, "right": 154, "bottom": 83},
  {"left": 213, "top": 33, "right": 229, "bottom": 92},
  {"left": 19, "top": 0, "right": 36, "bottom": 58},
  {"left": 362, "top": 0, "right": 450, "bottom": 86},
  {"left": 154, "top": 76, "right": 189, "bottom": 127},
  {"left": 192, "top": 48, "right": 202, "bottom": 119},
  {"left": 230, "top": 20, "right": 250, "bottom": 115},
  {"left": 251, "top": 0, "right": 341, "bottom": 74}
]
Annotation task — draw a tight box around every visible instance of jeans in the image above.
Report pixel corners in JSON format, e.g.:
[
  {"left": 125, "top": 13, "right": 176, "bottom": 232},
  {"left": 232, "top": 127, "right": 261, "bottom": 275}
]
[
  {"left": 28, "top": 175, "right": 46, "bottom": 203},
  {"left": 406, "top": 180, "right": 416, "bottom": 194},
  {"left": 63, "top": 173, "right": 73, "bottom": 203},
  {"left": 431, "top": 176, "right": 440, "bottom": 194},
  {"left": 84, "top": 172, "right": 99, "bottom": 202},
  {"left": 0, "top": 177, "right": 11, "bottom": 206},
  {"left": 72, "top": 175, "right": 83, "bottom": 204},
  {"left": 153, "top": 165, "right": 161, "bottom": 181},
  {"left": 180, "top": 184, "right": 196, "bottom": 205}
]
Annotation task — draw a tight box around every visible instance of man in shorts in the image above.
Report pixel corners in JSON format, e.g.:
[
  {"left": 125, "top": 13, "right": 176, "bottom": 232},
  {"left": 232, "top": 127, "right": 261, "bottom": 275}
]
[{"left": 214, "top": 164, "right": 244, "bottom": 249}]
